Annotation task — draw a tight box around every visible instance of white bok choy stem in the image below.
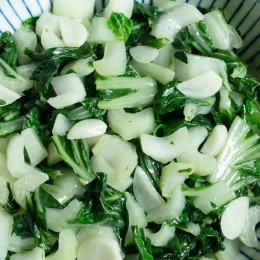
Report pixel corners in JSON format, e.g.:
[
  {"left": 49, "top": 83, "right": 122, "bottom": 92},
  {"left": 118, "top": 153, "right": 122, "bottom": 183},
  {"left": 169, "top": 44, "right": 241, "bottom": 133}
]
[
  {"left": 41, "top": 25, "right": 65, "bottom": 50},
  {"left": 76, "top": 225, "right": 118, "bottom": 248},
  {"left": 102, "top": 0, "right": 134, "bottom": 19},
  {"left": 8, "top": 233, "right": 35, "bottom": 254},
  {"left": 125, "top": 192, "right": 147, "bottom": 246},
  {"left": 59, "top": 16, "right": 88, "bottom": 47},
  {"left": 147, "top": 185, "right": 185, "bottom": 224},
  {"left": 171, "top": 53, "right": 231, "bottom": 91},
  {"left": 13, "top": 172, "right": 49, "bottom": 208},
  {"left": 0, "top": 177, "right": 9, "bottom": 205},
  {"left": 160, "top": 162, "right": 195, "bottom": 198},
  {"left": 0, "top": 84, "right": 21, "bottom": 106},
  {"left": 203, "top": 9, "right": 243, "bottom": 50},
  {"left": 183, "top": 181, "right": 236, "bottom": 214},
  {"left": 67, "top": 119, "right": 107, "bottom": 140},
  {"left": 10, "top": 247, "right": 45, "bottom": 260},
  {"left": 133, "top": 166, "right": 165, "bottom": 213},
  {"left": 87, "top": 17, "right": 117, "bottom": 44},
  {"left": 131, "top": 59, "right": 175, "bottom": 85},
  {"left": 145, "top": 223, "right": 175, "bottom": 247},
  {"left": 36, "top": 12, "right": 60, "bottom": 38},
  {"left": 239, "top": 206, "right": 260, "bottom": 247},
  {"left": 221, "top": 196, "right": 249, "bottom": 240},
  {"left": 92, "top": 134, "right": 138, "bottom": 182},
  {"left": 13, "top": 26, "right": 37, "bottom": 65},
  {"left": 93, "top": 40, "right": 127, "bottom": 76},
  {"left": 52, "top": 114, "right": 73, "bottom": 136},
  {"left": 0, "top": 207, "right": 13, "bottom": 259},
  {"left": 46, "top": 199, "right": 82, "bottom": 232},
  {"left": 201, "top": 125, "right": 228, "bottom": 157},
  {"left": 129, "top": 46, "right": 159, "bottom": 63},
  {"left": 21, "top": 127, "right": 48, "bottom": 167},
  {"left": 91, "top": 155, "right": 133, "bottom": 192},
  {"left": 47, "top": 73, "right": 86, "bottom": 109},
  {"left": 153, "top": 0, "right": 177, "bottom": 10},
  {"left": 45, "top": 228, "right": 78, "bottom": 260},
  {"left": 140, "top": 126, "right": 189, "bottom": 164},
  {"left": 6, "top": 133, "right": 42, "bottom": 178},
  {"left": 77, "top": 236, "right": 122, "bottom": 260},
  {"left": 53, "top": 0, "right": 95, "bottom": 20},
  {"left": 107, "top": 108, "right": 156, "bottom": 141},
  {"left": 96, "top": 76, "right": 157, "bottom": 109},
  {"left": 177, "top": 126, "right": 217, "bottom": 176},
  {"left": 176, "top": 70, "right": 222, "bottom": 99},
  {"left": 151, "top": 3, "right": 203, "bottom": 42}
]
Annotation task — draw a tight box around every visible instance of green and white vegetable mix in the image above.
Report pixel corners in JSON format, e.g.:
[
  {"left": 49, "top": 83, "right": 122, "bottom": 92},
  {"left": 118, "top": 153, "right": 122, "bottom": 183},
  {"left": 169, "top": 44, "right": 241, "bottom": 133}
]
[{"left": 0, "top": 0, "right": 260, "bottom": 259}]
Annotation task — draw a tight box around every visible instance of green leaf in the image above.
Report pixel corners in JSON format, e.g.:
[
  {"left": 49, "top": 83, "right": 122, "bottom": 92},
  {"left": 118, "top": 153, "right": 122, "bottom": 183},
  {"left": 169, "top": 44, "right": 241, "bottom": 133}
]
[
  {"left": 107, "top": 12, "right": 133, "bottom": 41},
  {"left": 52, "top": 135, "right": 96, "bottom": 185},
  {"left": 133, "top": 226, "right": 154, "bottom": 260},
  {"left": 81, "top": 97, "right": 106, "bottom": 120},
  {"left": 233, "top": 158, "right": 260, "bottom": 176},
  {"left": 98, "top": 88, "right": 137, "bottom": 101}
]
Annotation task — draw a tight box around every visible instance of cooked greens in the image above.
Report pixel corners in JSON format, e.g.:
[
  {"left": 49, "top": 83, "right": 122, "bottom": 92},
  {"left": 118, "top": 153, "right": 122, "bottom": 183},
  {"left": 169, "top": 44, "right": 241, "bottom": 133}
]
[{"left": 0, "top": 1, "right": 260, "bottom": 260}]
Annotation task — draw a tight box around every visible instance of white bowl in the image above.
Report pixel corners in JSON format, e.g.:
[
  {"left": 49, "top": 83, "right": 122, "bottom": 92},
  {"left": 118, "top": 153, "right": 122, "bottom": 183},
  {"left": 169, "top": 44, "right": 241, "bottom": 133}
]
[{"left": 0, "top": 0, "right": 259, "bottom": 75}]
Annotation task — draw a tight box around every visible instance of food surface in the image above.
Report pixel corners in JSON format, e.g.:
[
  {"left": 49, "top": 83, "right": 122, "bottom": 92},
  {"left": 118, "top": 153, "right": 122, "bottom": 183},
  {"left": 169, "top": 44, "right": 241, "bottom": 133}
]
[{"left": 0, "top": 0, "right": 260, "bottom": 259}]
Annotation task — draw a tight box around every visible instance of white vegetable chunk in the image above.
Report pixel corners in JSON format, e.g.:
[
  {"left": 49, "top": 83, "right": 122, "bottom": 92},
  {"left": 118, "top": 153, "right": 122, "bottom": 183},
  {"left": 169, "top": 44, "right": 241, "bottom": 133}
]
[
  {"left": 42, "top": 168, "right": 82, "bottom": 204},
  {"left": 41, "top": 25, "right": 65, "bottom": 50},
  {"left": 91, "top": 155, "right": 133, "bottom": 192},
  {"left": 221, "top": 197, "right": 249, "bottom": 240},
  {"left": 201, "top": 125, "right": 228, "bottom": 157},
  {"left": 0, "top": 207, "right": 13, "bottom": 259},
  {"left": 0, "top": 177, "right": 9, "bottom": 206},
  {"left": 147, "top": 185, "right": 185, "bottom": 224},
  {"left": 47, "top": 142, "right": 62, "bottom": 166},
  {"left": 46, "top": 228, "right": 78, "bottom": 260},
  {"left": 67, "top": 119, "right": 107, "bottom": 140},
  {"left": 13, "top": 172, "right": 49, "bottom": 208},
  {"left": 107, "top": 108, "right": 155, "bottom": 141},
  {"left": 204, "top": 10, "right": 243, "bottom": 50},
  {"left": 61, "top": 58, "right": 95, "bottom": 77},
  {"left": 140, "top": 127, "right": 189, "bottom": 164},
  {"left": 60, "top": 16, "right": 88, "bottom": 47},
  {"left": 239, "top": 206, "right": 260, "bottom": 247},
  {"left": 21, "top": 127, "right": 48, "bottom": 167},
  {"left": 153, "top": 44, "right": 173, "bottom": 68},
  {"left": 13, "top": 26, "right": 37, "bottom": 65},
  {"left": 47, "top": 73, "right": 86, "bottom": 109},
  {"left": 0, "top": 83, "right": 21, "bottom": 106},
  {"left": 17, "top": 63, "right": 37, "bottom": 79},
  {"left": 102, "top": 0, "right": 134, "bottom": 19},
  {"left": 0, "top": 70, "right": 33, "bottom": 95},
  {"left": 6, "top": 134, "right": 42, "bottom": 178},
  {"left": 176, "top": 70, "right": 222, "bottom": 99},
  {"left": 131, "top": 59, "right": 175, "bottom": 85},
  {"left": 76, "top": 225, "right": 118, "bottom": 248},
  {"left": 93, "top": 40, "right": 127, "bottom": 76},
  {"left": 215, "top": 238, "right": 242, "bottom": 260},
  {"left": 183, "top": 181, "right": 236, "bottom": 214},
  {"left": 10, "top": 247, "right": 45, "bottom": 260},
  {"left": 160, "top": 162, "right": 195, "bottom": 198},
  {"left": 36, "top": 11, "right": 60, "bottom": 37},
  {"left": 8, "top": 233, "right": 35, "bottom": 253},
  {"left": 171, "top": 53, "right": 231, "bottom": 91},
  {"left": 151, "top": 3, "right": 203, "bottom": 42},
  {"left": 77, "top": 236, "right": 122, "bottom": 260},
  {"left": 52, "top": 114, "right": 73, "bottom": 136},
  {"left": 153, "top": 0, "right": 177, "bottom": 11},
  {"left": 145, "top": 224, "right": 175, "bottom": 247},
  {"left": 87, "top": 17, "right": 117, "bottom": 44},
  {"left": 129, "top": 46, "right": 159, "bottom": 63},
  {"left": 133, "top": 166, "right": 165, "bottom": 213},
  {"left": 46, "top": 199, "right": 82, "bottom": 232},
  {"left": 125, "top": 192, "right": 147, "bottom": 246},
  {"left": 92, "top": 134, "right": 138, "bottom": 182},
  {"left": 177, "top": 127, "right": 217, "bottom": 176},
  {"left": 53, "top": 0, "right": 95, "bottom": 20}
]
